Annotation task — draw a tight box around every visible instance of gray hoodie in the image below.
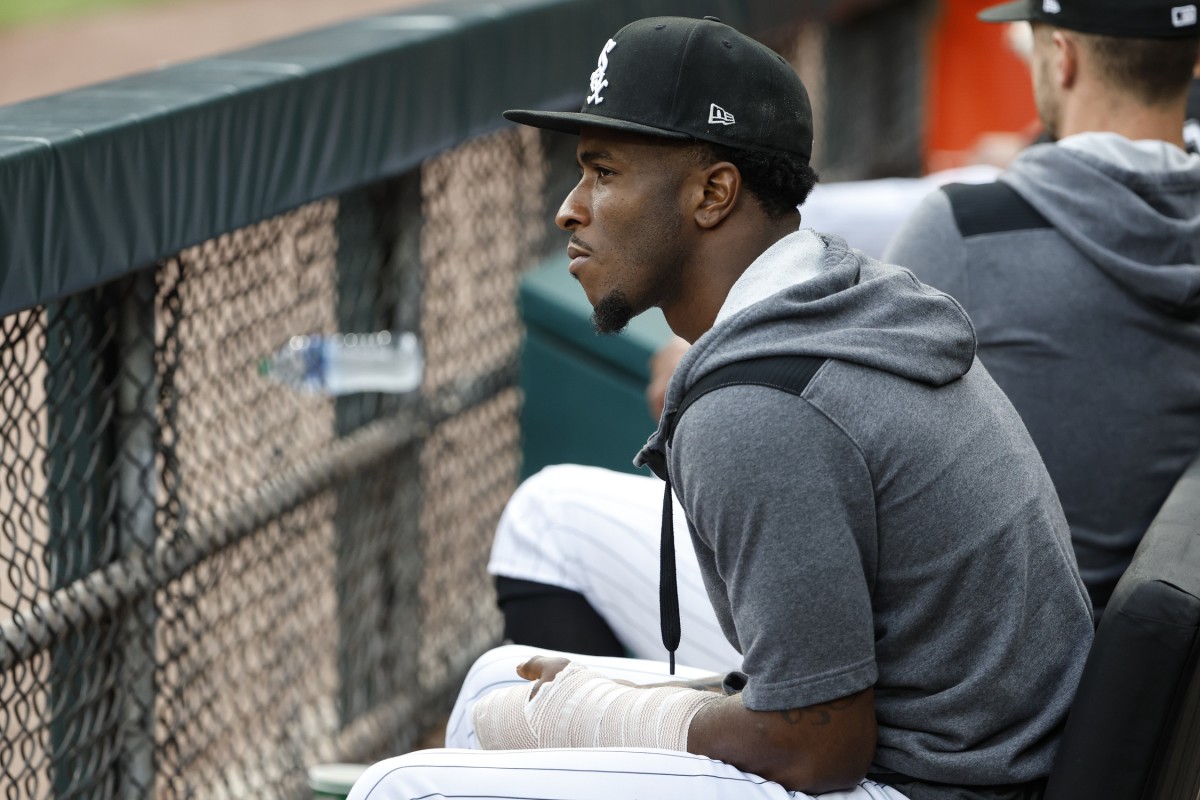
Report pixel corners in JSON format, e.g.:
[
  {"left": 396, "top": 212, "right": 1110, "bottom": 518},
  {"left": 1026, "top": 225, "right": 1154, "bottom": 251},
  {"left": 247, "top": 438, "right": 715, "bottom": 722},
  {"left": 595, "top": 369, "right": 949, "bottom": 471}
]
[
  {"left": 636, "top": 231, "right": 1094, "bottom": 789},
  {"left": 885, "top": 137, "right": 1200, "bottom": 612}
]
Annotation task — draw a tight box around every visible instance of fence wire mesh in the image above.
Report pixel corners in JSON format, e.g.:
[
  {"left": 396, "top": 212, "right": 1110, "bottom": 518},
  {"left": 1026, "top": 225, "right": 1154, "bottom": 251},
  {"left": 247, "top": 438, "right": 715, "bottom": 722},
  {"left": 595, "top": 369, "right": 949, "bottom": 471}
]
[
  {"left": 0, "top": 5, "right": 928, "bottom": 796},
  {"left": 0, "top": 125, "right": 540, "bottom": 799}
]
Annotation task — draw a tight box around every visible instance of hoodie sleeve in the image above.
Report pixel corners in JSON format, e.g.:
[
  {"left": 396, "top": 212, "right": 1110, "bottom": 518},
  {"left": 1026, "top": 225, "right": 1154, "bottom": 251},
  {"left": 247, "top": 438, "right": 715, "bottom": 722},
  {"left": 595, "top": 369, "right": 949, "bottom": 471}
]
[
  {"left": 670, "top": 383, "right": 878, "bottom": 712},
  {"left": 883, "top": 188, "right": 971, "bottom": 306}
]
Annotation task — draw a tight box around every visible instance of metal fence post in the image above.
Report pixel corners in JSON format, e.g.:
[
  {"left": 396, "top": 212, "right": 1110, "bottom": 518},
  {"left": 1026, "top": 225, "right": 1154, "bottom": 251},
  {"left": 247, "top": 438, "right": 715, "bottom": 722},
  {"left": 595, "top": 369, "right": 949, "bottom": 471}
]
[
  {"left": 46, "top": 288, "right": 118, "bottom": 799},
  {"left": 45, "top": 271, "right": 160, "bottom": 799},
  {"left": 45, "top": 291, "right": 111, "bottom": 796},
  {"left": 115, "top": 270, "right": 159, "bottom": 799},
  {"left": 332, "top": 173, "right": 425, "bottom": 753}
]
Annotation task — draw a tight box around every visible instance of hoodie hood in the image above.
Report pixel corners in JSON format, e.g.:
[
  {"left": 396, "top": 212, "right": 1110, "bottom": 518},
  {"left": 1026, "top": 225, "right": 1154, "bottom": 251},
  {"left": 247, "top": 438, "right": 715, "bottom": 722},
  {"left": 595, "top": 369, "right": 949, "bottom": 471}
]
[
  {"left": 636, "top": 230, "right": 977, "bottom": 468},
  {"left": 1000, "top": 139, "right": 1200, "bottom": 313}
]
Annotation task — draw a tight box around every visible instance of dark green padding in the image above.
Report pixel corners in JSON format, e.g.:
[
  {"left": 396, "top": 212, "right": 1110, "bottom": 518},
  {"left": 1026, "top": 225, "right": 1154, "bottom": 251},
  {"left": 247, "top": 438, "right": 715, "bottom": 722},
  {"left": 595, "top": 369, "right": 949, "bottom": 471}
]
[
  {"left": 0, "top": 0, "right": 867, "bottom": 319},
  {"left": 519, "top": 254, "right": 673, "bottom": 477},
  {"left": 521, "top": 254, "right": 672, "bottom": 382}
]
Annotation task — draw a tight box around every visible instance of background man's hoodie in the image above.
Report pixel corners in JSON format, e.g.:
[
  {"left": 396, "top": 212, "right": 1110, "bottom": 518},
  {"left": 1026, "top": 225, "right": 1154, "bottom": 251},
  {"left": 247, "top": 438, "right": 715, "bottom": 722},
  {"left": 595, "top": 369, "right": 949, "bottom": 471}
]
[{"left": 886, "top": 136, "right": 1200, "bottom": 612}]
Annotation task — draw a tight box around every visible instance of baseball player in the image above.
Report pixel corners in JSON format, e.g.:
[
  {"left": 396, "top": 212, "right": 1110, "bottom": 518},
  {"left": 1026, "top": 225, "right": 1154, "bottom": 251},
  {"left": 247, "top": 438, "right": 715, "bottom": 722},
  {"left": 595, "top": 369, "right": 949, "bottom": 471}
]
[
  {"left": 491, "top": 4, "right": 1200, "bottom": 668},
  {"left": 350, "top": 15, "right": 1093, "bottom": 799}
]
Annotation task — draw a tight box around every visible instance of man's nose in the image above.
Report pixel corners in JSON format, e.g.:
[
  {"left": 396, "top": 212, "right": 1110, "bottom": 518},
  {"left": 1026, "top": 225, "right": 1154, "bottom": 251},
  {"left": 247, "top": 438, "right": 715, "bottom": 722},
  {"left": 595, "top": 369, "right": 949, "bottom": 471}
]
[{"left": 555, "top": 182, "right": 589, "bottom": 231}]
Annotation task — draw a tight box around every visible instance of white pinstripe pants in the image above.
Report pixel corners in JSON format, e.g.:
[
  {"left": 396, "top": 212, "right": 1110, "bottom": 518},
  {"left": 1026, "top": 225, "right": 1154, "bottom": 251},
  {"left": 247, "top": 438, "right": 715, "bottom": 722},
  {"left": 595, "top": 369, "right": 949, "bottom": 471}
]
[
  {"left": 487, "top": 464, "right": 742, "bottom": 673},
  {"left": 348, "top": 645, "right": 910, "bottom": 800}
]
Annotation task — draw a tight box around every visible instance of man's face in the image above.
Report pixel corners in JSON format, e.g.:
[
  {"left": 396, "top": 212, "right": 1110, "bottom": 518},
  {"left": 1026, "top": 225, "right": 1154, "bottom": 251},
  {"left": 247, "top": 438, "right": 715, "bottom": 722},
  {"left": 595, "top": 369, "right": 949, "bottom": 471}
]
[
  {"left": 1030, "top": 23, "right": 1062, "bottom": 139},
  {"left": 556, "top": 127, "right": 695, "bottom": 334}
]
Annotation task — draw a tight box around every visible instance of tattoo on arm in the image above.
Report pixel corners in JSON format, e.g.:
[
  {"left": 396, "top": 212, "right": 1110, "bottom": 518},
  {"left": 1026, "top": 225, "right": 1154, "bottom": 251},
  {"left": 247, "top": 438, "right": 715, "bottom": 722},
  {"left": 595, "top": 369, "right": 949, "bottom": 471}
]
[{"left": 778, "top": 694, "right": 859, "bottom": 727}]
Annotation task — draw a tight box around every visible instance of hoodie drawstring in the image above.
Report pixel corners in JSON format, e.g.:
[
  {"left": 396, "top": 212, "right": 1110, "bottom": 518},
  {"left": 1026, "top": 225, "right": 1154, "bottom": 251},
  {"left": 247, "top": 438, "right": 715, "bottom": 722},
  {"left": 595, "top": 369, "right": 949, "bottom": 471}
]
[
  {"left": 645, "top": 354, "right": 829, "bottom": 676},
  {"left": 659, "top": 477, "right": 680, "bottom": 675}
]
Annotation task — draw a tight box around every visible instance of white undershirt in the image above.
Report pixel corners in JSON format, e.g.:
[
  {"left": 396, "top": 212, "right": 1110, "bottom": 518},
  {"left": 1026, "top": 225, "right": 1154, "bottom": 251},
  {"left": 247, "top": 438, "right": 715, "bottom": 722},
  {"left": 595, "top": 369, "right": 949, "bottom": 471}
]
[{"left": 714, "top": 229, "right": 825, "bottom": 325}]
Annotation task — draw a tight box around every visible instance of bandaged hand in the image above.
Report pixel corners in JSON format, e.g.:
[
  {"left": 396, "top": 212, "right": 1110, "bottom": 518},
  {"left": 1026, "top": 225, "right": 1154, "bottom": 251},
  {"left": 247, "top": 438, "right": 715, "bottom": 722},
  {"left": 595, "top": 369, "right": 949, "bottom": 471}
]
[{"left": 472, "top": 660, "right": 722, "bottom": 751}]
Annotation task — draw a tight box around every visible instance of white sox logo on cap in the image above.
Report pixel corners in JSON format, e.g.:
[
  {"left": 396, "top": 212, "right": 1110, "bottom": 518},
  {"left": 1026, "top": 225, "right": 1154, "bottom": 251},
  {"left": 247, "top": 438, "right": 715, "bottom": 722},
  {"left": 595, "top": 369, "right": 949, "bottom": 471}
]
[
  {"left": 503, "top": 16, "right": 815, "bottom": 162},
  {"left": 587, "top": 39, "right": 617, "bottom": 106}
]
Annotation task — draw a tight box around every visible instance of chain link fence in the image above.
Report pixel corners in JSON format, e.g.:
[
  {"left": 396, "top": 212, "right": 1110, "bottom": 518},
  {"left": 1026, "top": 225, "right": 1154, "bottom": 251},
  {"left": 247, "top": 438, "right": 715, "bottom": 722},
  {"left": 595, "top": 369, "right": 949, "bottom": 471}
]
[
  {"left": 0, "top": 125, "right": 542, "bottom": 799},
  {"left": 0, "top": 1, "right": 928, "bottom": 796}
]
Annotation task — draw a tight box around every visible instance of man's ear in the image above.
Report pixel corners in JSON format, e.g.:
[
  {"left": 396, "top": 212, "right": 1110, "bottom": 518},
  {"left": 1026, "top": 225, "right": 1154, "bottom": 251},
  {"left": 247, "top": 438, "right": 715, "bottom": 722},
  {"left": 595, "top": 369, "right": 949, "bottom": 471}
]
[
  {"left": 1053, "top": 30, "right": 1078, "bottom": 89},
  {"left": 693, "top": 161, "right": 740, "bottom": 230}
]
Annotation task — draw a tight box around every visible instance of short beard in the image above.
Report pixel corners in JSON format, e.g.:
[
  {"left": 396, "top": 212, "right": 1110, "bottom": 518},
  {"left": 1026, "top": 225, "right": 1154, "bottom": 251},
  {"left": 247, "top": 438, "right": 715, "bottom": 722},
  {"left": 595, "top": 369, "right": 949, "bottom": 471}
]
[{"left": 592, "top": 291, "right": 636, "bottom": 334}]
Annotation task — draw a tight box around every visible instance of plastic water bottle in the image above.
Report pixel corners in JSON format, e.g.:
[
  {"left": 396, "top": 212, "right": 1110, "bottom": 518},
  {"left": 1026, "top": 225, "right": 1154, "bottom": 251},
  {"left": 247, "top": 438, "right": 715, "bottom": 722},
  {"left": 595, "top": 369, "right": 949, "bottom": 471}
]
[{"left": 259, "top": 331, "right": 423, "bottom": 395}]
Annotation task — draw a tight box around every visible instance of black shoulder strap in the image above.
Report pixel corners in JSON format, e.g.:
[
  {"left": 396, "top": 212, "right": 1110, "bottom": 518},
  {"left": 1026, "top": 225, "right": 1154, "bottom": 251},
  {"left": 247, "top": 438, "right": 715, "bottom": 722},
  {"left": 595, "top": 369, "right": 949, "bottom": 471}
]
[
  {"left": 656, "top": 354, "right": 827, "bottom": 674},
  {"left": 942, "top": 181, "right": 1051, "bottom": 238},
  {"left": 664, "top": 354, "right": 828, "bottom": 445}
]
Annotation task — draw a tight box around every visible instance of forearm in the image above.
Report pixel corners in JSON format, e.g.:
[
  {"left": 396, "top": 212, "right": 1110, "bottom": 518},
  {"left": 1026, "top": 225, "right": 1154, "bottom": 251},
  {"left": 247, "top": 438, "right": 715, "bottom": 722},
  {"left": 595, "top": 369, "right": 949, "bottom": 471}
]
[
  {"left": 472, "top": 660, "right": 874, "bottom": 794},
  {"left": 473, "top": 663, "right": 722, "bottom": 751},
  {"left": 687, "top": 687, "right": 876, "bottom": 794}
]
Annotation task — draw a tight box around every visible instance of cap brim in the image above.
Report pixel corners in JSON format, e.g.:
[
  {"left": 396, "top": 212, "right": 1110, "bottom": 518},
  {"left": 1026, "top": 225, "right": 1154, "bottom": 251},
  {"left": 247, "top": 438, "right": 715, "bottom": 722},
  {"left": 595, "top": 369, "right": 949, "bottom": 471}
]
[
  {"left": 503, "top": 109, "right": 693, "bottom": 141},
  {"left": 978, "top": 0, "right": 1033, "bottom": 23}
]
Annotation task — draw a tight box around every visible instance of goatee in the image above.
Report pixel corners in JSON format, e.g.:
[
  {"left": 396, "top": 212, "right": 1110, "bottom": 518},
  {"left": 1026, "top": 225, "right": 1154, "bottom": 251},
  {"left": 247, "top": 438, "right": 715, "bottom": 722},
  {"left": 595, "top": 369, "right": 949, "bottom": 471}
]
[{"left": 592, "top": 291, "right": 635, "bottom": 334}]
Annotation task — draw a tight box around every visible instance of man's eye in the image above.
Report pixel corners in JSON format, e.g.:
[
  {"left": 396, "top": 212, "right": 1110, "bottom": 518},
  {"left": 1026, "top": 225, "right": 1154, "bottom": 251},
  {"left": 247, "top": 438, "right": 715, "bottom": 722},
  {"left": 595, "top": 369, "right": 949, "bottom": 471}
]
[{"left": 596, "top": 167, "right": 614, "bottom": 178}]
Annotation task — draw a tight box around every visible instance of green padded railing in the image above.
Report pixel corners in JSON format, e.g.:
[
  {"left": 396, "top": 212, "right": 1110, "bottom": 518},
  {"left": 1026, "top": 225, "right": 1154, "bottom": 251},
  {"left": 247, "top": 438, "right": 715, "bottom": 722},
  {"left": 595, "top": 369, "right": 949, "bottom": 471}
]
[{"left": 0, "top": 0, "right": 869, "bottom": 320}]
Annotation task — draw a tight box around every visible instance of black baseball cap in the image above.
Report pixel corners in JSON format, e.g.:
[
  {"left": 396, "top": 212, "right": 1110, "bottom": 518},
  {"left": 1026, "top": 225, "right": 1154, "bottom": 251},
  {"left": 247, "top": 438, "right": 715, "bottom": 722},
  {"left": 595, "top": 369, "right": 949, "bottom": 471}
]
[
  {"left": 979, "top": 0, "right": 1200, "bottom": 38},
  {"left": 503, "top": 16, "right": 813, "bottom": 162}
]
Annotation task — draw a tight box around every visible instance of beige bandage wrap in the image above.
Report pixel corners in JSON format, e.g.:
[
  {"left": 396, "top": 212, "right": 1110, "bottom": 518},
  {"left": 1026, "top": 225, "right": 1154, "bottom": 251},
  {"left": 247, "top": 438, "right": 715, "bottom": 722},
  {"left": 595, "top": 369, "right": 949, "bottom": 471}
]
[
  {"left": 472, "top": 663, "right": 722, "bottom": 751},
  {"left": 472, "top": 681, "right": 539, "bottom": 750}
]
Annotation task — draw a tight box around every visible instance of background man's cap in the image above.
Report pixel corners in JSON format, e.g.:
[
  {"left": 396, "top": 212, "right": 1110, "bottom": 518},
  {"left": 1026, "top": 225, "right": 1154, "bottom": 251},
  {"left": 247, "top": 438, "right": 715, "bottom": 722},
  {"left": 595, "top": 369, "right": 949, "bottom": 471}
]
[
  {"left": 979, "top": 0, "right": 1200, "bottom": 38},
  {"left": 503, "top": 16, "right": 813, "bottom": 162}
]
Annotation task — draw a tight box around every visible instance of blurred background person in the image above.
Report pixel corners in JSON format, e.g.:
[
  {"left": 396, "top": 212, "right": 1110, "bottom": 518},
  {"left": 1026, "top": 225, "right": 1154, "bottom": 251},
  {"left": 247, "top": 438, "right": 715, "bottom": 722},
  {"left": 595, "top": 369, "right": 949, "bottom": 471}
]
[{"left": 886, "top": 0, "right": 1200, "bottom": 617}]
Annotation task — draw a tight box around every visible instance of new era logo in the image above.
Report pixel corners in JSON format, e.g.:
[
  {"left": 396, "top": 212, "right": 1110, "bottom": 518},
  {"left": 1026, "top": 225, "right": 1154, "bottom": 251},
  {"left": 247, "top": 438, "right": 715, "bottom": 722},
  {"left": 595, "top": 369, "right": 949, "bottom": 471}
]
[
  {"left": 1172, "top": 4, "right": 1197, "bottom": 26},
  {"left": 708, "top": 104, "right": 735, "bottom": 126},
  {"left": 1042, "top": 0, "right": 1061, "bottom": 12}
]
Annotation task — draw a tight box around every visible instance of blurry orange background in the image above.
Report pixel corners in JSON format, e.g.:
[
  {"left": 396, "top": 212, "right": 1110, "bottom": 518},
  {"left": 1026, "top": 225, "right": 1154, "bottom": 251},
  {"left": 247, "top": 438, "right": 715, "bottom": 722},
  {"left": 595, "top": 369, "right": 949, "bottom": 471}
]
[{"left": 924, "top": 0, "right": 1040, "bottom": 170}]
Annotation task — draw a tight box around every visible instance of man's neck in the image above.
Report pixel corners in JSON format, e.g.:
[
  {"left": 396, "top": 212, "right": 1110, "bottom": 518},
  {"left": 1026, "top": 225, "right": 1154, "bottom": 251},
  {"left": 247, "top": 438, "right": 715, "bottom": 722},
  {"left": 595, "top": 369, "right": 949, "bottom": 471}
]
[
  {"left": 1059, "top": 86, "right": 1188, "bottom": 148},
  {"left": 662, "top": 215, "right": 800, "bottom": 343}
]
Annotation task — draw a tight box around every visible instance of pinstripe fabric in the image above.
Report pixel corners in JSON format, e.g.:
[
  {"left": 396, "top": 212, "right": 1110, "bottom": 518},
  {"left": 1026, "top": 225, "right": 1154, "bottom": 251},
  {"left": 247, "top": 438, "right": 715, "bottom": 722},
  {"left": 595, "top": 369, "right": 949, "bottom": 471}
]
[
  {"left": 488, "top": 465, "right": 741, "bottom": 672},
  {"left": 349, "top": 748, "right": 909, "bottom": 799}
]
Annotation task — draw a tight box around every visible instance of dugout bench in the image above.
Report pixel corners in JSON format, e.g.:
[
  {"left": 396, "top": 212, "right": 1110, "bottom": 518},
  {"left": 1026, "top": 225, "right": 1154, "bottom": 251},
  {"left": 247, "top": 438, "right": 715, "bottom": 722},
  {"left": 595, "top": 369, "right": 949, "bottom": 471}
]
[{"left": 1045, "top": 450, "right": 1200, "bottom": 800}]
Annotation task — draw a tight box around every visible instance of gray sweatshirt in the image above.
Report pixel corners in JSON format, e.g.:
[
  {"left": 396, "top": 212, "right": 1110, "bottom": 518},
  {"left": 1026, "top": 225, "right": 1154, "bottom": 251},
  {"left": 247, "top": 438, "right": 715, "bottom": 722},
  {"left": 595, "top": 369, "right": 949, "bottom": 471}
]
[
  {"left": 635, "top": 231, "right": 1094, "bottom": 788},
  {"left": 885, "top": 136, "right": 1200, "bottom": 612}
]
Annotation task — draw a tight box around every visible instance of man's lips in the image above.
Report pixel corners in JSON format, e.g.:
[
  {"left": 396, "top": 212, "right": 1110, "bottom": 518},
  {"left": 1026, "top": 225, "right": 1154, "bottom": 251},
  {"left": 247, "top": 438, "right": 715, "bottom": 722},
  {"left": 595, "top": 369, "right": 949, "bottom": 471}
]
[{"left": 567, "top": 243, "right": 591, "bottom": 276}]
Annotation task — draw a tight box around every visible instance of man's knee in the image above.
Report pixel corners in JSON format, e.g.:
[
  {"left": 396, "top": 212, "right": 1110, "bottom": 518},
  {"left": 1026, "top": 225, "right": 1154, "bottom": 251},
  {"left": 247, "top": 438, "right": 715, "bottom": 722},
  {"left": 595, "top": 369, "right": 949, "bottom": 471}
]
[
  {"left": 347, "top": 751, "right": 447, "bottom": 800},
  {"left": 459, "top": 643, "right": 537, "bottom": 700},
  {"left": 489, "top": 465, "right": 610, "bottom": 586},
  {"left": 498, "top": 464, "right": 601, "bottom": 528}
]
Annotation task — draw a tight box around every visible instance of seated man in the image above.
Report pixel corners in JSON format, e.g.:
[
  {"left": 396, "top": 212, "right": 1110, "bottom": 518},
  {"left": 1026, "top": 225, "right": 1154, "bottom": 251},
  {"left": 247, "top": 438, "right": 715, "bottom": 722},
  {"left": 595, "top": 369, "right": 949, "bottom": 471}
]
[
  {"left": 491, "top": 0, "right": 1200, "bottom": 665},
  {"left": 351, "top": 15, "right": 1094, "bottom": 800}
]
